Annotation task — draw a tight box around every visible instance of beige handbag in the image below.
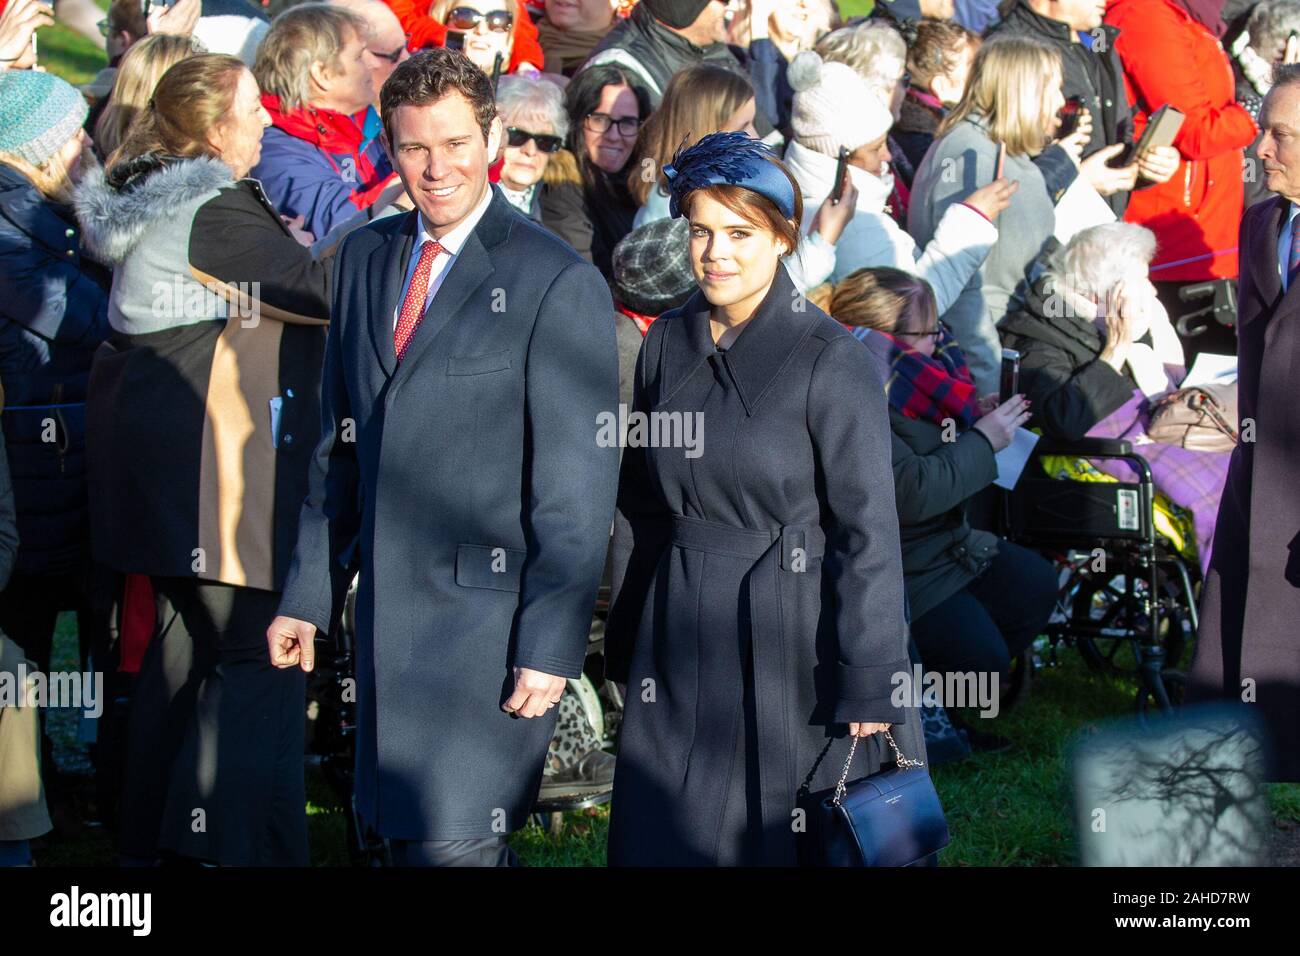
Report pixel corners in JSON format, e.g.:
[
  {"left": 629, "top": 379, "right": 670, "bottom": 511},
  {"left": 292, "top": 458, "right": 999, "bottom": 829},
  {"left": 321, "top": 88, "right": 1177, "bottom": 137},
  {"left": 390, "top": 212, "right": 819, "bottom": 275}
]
[{"left": 1147, "top": 383, "right": 1238, "bottom": 452}]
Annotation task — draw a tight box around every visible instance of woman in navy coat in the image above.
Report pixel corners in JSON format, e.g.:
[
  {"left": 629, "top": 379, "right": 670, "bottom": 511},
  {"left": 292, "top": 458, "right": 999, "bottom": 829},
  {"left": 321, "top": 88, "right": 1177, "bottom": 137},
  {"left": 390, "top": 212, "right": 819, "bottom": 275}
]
[{"left": 606, "top": 132, "right": 924, "bottom": 866}]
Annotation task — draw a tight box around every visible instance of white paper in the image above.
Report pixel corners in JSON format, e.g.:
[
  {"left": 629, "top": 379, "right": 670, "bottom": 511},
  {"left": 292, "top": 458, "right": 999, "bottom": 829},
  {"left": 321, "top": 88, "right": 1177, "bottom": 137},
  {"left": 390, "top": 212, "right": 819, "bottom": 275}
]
[
  {"left": 1053, "top": 177, "right": 1116, "bottom": 244},
  {"left": 269, "top": 396, "right": 283, "bottom": 449},
  {"left": 1181, "top": 352, "right": 1238, "bottom": 388},
  {"left": 994, "top": 427, "right": 1041, "bottom": 490}
]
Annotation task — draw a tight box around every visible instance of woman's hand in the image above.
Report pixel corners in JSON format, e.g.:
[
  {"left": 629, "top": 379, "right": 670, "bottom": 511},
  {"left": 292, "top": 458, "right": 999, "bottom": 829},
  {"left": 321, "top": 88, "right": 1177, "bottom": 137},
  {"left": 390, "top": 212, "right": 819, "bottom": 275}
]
[
  {"left": 1054, "top": 107, "right": 1093, "bottom": 165},
  {"left": 978, "top": 393, "right": 1000, "bottom": 415},
  {"left": 281, "top": 214, "right": 315, "bottom": 247},
  {"left": 809, "top": 175, "right": 857, "bottom": 245},
  {"left": 0, "top": 0, "right": 52, "bottom": 69},
  {"left": 1099, "top": 279, "right": 1137, "bottom": 371},
  {"left": 1080, "top": 142, "right": 1138, "bottom": 196},
  {"left": 849, "top": 722, "right": 890, "bottom": 737},
  {"left": 147, "top": 0, "right": 200, "bottom": 38},
  {"left": 1136, "top": 145, "right": 1179, "bottom": 184},
  {"left": 973, "top": 394, "right": 1031, "bottom": 452},
  {"left": 964, "top": 178, "right": 1019, "bottom": 221}
]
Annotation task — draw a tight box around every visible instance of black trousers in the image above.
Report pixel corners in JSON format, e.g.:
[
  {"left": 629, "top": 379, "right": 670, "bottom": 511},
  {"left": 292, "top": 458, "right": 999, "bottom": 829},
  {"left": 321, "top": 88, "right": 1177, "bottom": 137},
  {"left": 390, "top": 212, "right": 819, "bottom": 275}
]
[
  {"left": 117, "top": 577, "right": 307, "bottom": 866},
  {"left": 910, "top": 542, "right": 1057, "bottom": 683}
]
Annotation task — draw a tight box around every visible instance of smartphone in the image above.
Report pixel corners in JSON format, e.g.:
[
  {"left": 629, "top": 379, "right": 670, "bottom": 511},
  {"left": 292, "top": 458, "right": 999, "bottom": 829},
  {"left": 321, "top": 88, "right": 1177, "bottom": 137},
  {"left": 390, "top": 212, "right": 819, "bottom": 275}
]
[
  {"left": 999, "top": 349, "right": 1021, "bottom": 404},
  {"left": 830, "top": 146, "right": 850, "bottom": 205},
  {"left": 1057, "top": 95, "right": 1085, "bottom": 139},
  {"left": 995, "top": 142, "right": 1006, "bottom": 181}
]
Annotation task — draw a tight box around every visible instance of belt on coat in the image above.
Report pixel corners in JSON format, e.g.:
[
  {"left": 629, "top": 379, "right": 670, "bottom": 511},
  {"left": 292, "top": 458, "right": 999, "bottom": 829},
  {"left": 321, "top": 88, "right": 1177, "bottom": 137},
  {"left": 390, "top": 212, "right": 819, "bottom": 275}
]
[{"left": 669, "top": 513, "right": 826, "bottom": 858}]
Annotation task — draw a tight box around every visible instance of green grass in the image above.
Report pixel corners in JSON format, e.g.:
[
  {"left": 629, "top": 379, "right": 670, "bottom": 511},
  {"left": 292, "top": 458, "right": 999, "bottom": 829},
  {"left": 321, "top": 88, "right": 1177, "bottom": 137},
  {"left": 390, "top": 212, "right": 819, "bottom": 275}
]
[
  {"left": 37, "top": 20, "right": 108, "bottom": 88},
  {"left": 836, "top": 0, "right": 875, "bottom": 18},
  {"left": 37, "top": 608, "right": 1300, "bottom": 867}
]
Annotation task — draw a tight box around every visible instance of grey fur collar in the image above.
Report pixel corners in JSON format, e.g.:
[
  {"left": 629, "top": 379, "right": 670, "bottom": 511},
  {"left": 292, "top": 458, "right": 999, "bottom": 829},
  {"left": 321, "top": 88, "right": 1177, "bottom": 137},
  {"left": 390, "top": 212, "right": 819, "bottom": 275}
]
[{"left": 74, "top": 155, "right": 236, "bottom": 264}]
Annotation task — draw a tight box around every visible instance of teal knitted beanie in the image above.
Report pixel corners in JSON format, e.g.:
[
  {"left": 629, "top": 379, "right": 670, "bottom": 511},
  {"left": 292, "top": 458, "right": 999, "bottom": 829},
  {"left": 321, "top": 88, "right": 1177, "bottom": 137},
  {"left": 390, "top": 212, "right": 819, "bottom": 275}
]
[{"left": 0, "top": 70, "right": 89, "bottom": 168}]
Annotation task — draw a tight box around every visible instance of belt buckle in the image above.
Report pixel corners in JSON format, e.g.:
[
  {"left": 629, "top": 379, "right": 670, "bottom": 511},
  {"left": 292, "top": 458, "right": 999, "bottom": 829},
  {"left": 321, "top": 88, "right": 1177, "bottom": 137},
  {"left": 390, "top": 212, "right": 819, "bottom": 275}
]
[{"left": 780, "top": 527, "right": 807, "bottom": 572}]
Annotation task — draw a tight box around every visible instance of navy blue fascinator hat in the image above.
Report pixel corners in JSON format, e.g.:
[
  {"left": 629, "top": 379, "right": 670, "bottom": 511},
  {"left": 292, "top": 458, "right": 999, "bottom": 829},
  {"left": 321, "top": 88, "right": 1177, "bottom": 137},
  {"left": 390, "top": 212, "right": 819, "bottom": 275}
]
[{"left": 663, "top": 131, "right": 798, "bottom": 221}]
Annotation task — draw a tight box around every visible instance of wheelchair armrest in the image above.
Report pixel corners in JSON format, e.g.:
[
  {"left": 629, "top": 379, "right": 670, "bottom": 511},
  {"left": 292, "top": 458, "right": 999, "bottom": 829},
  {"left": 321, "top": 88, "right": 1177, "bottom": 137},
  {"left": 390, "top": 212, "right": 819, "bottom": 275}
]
[{"left": 1033, "top": 436, "right": 1133, "bottom": 458}]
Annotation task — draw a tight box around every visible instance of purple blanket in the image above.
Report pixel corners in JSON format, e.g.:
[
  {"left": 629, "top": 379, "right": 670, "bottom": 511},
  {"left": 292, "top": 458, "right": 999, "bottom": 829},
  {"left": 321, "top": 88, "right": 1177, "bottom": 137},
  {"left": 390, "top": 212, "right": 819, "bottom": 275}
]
[{"left": 1085, "top": 390, "right": 1231, "bottom": 575}]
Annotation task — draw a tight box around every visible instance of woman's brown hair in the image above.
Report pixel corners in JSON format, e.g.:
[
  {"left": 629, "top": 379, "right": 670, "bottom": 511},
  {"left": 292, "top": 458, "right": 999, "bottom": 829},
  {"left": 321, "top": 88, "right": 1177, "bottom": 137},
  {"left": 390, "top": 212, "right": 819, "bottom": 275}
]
[
  {"left": 627, "top": 64, "right": 754, "bottom": 206},
  {"left": 813, "top": 267, "right": 937, "bottom": 333},
  {"left": 677, "top": 156, "right": 804, "bottom": 257},
  {"left": 106, "top": 53, "right": 247, "bottom": 184}
]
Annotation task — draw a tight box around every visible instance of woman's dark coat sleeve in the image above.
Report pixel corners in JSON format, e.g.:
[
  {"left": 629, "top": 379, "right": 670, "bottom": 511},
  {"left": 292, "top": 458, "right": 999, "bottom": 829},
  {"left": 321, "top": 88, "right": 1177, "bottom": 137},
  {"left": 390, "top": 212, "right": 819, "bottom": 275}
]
[
  {"left": 891, "top": 421, "right": 998, "bottom": 525},
  {"left": 0, "top": 214, "right": 109, "bottom": 348},
  {"left": 605, "top": 323, "right": 669, "bottom": 684},
  {"left": 747, "top": 38, "right": 792, "bottom": 136},
  {"left": 1019, "top": 339, "right": 1135, "bottom": 442},
  {"left": 188, "top": 183, "right": 331, "bottom": 321},
  {"left": 809, "top": 336, "right": 911, "bottom": 725}
]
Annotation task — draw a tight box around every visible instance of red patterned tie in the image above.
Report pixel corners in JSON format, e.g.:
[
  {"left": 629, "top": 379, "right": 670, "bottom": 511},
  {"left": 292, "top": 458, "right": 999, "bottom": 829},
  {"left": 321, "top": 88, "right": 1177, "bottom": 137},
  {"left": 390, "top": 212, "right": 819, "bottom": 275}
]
[{"left": 394, "top": 239, "right": 444, "bottom": 361}]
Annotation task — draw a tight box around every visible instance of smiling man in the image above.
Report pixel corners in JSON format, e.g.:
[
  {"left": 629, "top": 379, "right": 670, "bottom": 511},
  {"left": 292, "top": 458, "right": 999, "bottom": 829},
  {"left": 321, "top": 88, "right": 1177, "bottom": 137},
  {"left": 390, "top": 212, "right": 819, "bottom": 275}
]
[
  {"left": 266, "top": 49, "right": 620, "bottom": 865},
  {"left": 1187, "top": 65, "right": 1300, "bottom": 783}
]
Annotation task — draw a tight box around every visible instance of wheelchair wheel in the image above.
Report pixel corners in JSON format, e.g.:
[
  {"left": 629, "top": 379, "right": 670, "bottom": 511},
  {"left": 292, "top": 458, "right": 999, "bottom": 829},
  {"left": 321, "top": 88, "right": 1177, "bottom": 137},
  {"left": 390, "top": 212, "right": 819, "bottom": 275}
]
[
  {"left": 1071, "top": 570, "right": 1192, "bottom": 674},
  {"left": 1135, "top": 669, "right": 1187, "bottom": 721}
]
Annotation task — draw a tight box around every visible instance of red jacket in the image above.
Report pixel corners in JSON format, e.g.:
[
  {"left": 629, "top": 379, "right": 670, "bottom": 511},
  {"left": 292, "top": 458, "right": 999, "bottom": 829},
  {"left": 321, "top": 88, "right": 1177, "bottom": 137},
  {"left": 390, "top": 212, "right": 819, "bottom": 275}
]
[
  {"left": 1107, "top": 0, "right": 1257, "bottom": 281},
  {"left": 382, "top": 0, "right": 544, "bottom": 72}
]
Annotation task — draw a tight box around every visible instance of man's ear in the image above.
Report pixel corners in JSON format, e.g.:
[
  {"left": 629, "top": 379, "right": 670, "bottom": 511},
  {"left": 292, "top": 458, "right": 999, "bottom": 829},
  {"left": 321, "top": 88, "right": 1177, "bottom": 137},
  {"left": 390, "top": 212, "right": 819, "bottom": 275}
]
[
  {"left": 380, "top": 126, "right": 395, "bottom": 168},
  {"left": 486, "top": 113, "right": 504, "bottom": 161},
  {"left": 307, "top": 58, "right": 333, "bottom": 100}
]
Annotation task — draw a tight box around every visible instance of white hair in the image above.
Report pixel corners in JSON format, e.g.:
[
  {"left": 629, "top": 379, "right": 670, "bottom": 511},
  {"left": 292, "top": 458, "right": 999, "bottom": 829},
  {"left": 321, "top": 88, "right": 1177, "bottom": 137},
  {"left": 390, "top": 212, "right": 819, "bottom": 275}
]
[
  {"left": 495, "top": 74, "right": 570, "bottom": 139},
  {"left": 1249, "top": 0, "right": 1300, "bottom": 58},
  {"left": 815, "top": 21, "right": 907, "bottom": 104},
  {"left": 1050, "top": 222, "right": 1157, "bottom": 299}
]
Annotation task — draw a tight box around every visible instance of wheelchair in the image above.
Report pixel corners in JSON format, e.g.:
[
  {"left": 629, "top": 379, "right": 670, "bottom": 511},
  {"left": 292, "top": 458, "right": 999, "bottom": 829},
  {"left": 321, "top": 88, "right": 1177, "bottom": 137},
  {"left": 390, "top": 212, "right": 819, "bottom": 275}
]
[{"left": 998, "top": 436, "right": 1202, "bottom": 718}]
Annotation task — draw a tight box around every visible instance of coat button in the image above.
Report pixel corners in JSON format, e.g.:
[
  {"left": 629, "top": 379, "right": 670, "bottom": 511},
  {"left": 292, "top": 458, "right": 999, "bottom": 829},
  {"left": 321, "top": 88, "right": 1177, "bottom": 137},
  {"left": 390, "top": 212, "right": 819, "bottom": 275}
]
[
  {"left": 285, "top": 387, "right": 294, "bottom": 398},
  {"left": 283, "top": 433, "right": 294, "bottom": 445},
  {"left": 66, "top": 249, "right": 74, "bottom": 257},
  {"left": 65, "top": 227, "right": 75, "bottom": 237}
]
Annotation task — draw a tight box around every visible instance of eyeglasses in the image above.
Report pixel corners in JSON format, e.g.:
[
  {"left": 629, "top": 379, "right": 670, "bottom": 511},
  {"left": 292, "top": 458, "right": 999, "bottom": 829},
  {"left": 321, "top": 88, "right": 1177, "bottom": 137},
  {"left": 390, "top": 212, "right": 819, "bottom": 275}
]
[
  {"left": 585, "top": 112, "right": 640, "bottom": 137},
  {"left": 367, "top": 37, "right": 410, "bottom": 64},
  {"left": 507, "top": 127, "right": 564, "bottom": 153},
  {"left": 97, "top": 17, "right": 110, "bottom": 37},
  {"left": 898, "top": 328, "right": 942, "bottom": 340},
  {"left": 445, "top": 7, "right": 514, "bottom": 32}
]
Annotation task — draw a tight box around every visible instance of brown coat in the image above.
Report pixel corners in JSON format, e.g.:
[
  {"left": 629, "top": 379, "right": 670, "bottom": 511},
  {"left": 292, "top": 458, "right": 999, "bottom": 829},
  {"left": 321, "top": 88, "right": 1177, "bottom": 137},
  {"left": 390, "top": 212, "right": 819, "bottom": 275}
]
[
  {"left": 0, "top": 635, "right": 51, "bottom": 841},
  {"left": 1189, "top": 194, "right": 1300, "bottom": 780}
]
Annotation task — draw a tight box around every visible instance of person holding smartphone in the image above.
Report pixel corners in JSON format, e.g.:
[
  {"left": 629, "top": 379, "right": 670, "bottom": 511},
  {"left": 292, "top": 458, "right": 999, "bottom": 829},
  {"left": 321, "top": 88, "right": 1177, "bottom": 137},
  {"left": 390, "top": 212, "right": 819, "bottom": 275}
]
[
  {"left": 990, "top": 0, "right": 1181, "bottom": 218},
  {"left": 816, "top": 267, "right": 1054, "bottom": 755}
]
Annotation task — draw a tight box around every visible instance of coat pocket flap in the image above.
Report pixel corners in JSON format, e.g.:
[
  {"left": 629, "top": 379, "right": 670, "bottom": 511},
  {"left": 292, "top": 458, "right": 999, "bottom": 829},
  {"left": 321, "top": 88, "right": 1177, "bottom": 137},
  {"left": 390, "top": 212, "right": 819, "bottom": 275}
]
[
  {"left": 455, "top": 543, "right": 526, "bottom": 591},
  {"left": 447, "top": 350, "right": 512, "bottom": 376}
]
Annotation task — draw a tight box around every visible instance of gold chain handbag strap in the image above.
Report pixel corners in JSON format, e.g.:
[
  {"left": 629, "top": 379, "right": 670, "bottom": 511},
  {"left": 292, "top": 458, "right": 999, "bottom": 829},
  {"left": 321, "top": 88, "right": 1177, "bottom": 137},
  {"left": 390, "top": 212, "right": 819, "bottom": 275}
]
[{"left": 832, "top": 730, "right": 925, "bottom": 807}]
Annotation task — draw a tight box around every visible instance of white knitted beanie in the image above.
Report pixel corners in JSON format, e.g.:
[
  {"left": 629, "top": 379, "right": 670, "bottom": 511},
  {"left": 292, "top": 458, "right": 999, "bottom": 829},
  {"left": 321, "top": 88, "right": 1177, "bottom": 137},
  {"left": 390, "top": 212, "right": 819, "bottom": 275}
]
[{"left": 788, "top": 51, "right": 893, "bottom": 157}]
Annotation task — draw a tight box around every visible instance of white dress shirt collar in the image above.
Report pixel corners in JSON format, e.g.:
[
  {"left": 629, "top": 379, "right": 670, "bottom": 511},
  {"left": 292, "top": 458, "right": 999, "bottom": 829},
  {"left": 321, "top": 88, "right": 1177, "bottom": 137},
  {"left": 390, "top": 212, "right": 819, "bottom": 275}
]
[{"left": 415, "top": 181, "right": 495, "bottom": 255}]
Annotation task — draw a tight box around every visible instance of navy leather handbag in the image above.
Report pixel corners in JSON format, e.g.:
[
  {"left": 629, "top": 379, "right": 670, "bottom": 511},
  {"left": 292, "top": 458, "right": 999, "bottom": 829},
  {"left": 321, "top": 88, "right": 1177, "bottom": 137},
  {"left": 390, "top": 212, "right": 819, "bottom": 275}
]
[{"left": 797, "top": 730, "right": 950, "bottom": 867}]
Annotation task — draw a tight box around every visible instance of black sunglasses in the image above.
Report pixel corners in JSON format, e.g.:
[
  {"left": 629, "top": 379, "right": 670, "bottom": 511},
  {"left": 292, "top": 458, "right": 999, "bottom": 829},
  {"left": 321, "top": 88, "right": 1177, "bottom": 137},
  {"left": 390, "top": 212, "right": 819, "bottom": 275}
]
[
  {"left": 446, "top": 7, "right": 513, "bottom": 32},
  {"left": 507, "top": 127, "right": 563, "bottom": 153}
]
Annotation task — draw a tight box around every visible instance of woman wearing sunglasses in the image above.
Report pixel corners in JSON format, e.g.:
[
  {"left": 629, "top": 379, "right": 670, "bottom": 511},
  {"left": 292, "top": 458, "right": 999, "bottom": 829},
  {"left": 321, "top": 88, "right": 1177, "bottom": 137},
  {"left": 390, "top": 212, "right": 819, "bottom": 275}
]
[
  {"left": 431, "top": 0, "right": 541, "bottom": 78},
  {"left": 811, "top": 267, "right": 1054, "bottom": 754},
  {"left": 493, "top": 74, "right": 570, "bottom": 219}
]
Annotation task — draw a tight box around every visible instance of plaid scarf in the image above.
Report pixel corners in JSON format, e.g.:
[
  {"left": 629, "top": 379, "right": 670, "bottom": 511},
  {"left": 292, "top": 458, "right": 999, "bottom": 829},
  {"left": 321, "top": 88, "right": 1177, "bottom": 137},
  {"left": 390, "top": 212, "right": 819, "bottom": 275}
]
[{"left": 852, "top": 326, "right": 980, "bottom": 429}]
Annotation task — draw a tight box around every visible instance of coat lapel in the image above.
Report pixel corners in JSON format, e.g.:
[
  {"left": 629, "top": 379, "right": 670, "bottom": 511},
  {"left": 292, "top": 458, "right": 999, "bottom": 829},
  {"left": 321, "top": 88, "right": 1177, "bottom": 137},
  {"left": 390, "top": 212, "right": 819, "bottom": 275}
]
[
  {"left": 388, "top": 187, "right": 514, "bottom": 384},
  {"left": 1245, "top": 196, "right": 1286, "bottom": 325},
  {"left": 368, "top": 211, "right": 417, "bottom": 377},
  {"left": 716, "top": 265, "right": 818, "bottom": 415}
]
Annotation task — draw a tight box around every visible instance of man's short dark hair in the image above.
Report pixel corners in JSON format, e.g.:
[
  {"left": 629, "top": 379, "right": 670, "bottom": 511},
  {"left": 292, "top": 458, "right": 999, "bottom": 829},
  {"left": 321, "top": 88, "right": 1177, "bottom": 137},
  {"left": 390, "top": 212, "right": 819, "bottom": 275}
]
[
  {"left": 1273, "top": 62, "right": 1300, "bottom": 95},
  {"left": 380, "top": 49, "right": 498, "bottom": 143}
]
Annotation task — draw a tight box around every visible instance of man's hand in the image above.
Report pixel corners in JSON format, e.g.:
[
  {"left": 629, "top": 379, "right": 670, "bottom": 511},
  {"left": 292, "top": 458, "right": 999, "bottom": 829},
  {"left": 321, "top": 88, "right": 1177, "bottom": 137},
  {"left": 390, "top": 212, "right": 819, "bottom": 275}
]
[
  {"left": 502, "top": 666, "right": 565, "bottom": 718},
  {"left": 267, "top": 615, "right": 317, "bottom": 672},
  {"left": 147, "top": 0, "right": 200, "bottom": 38},
  {"left": 1054, "top": 107, "right": 1093, "bottom": 165},
  {"left": 1136, "top": 145, "right": 1179, "bottom": 185},
  {"left": 0, "top": 0, "right": 52, "bottom": 69}
]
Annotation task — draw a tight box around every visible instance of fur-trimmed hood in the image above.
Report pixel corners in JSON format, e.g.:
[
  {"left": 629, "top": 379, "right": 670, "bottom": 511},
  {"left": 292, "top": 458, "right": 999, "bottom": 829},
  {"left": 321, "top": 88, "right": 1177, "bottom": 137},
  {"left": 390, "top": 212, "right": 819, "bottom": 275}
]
[{"left": 74, "top": 154, "right": 236, "bottom": 264}]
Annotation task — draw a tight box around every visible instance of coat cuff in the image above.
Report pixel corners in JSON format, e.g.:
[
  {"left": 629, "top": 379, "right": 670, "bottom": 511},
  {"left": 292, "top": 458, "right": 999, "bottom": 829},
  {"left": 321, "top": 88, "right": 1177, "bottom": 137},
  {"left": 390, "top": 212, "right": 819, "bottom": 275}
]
[
  {"left": 274, "top": 602, "right": 330, "bottom": 638},
  {"left": 833, "top": 659, "right": 912, "bottom": 725},
  {"left": 1034, "top": 144, "right": 1079, "bottom": 203}
]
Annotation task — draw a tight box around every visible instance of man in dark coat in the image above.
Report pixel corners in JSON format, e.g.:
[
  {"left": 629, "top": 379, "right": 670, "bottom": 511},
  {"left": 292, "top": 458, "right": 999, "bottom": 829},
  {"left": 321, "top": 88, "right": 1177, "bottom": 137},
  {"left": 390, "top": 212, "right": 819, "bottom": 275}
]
[
  {"left": 583, "top": 0, "right": 749, "bottom": 108},
  {"left": 1188, "top": 66, "right": 1300, "bottom": 781},
  {"left": 268, "top": 50, "right": 620, "bottom": 864}
]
